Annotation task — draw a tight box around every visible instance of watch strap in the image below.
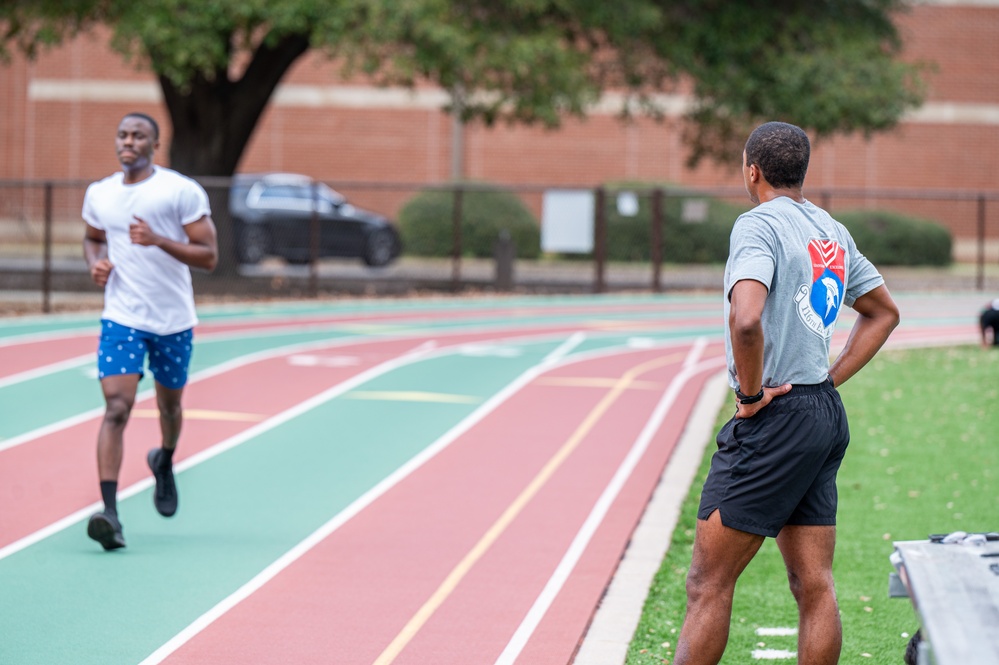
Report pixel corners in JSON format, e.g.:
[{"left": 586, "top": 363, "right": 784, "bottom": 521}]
[{"left": 736, "top": 388, "right": 765, "bottom": 404}]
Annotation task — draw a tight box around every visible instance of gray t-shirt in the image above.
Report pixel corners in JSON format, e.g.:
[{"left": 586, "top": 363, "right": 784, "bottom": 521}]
[{"left": 723, "top": 196, "right": 884, "bottom": 390}]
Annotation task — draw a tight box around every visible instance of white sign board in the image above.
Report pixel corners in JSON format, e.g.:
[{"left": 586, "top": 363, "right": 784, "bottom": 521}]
[
  {"left": 541, "top": 189, "right": 594, "bottom": 254},
  {"left": 616, "top": 191, "right": 639, "bottom": 217}
]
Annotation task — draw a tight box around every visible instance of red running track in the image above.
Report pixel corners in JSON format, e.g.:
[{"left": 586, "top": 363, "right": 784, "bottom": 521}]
[{"left": 153, "top": 342, "right": 726, "bottom": 665}]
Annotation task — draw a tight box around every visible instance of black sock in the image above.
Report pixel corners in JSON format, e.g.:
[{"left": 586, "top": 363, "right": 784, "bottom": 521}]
[
  {"left": 100, "top": 481, "right": 118, "bottom": 517},
  {"left": 160, "top": 447, "right": 175, "bottom": 466}
]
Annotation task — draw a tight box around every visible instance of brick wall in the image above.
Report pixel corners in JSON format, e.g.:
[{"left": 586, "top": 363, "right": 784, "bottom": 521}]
[{"left": 1, "top": 4, "right": 997, "bottom": 244}]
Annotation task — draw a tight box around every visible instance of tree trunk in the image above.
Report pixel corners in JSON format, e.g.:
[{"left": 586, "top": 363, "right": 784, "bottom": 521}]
[
  {"left": 160, "top": 33, "right": 311, "bottom": 177},
  {"left": 157, "top": 33, "right": 311, "bottom": 273}
]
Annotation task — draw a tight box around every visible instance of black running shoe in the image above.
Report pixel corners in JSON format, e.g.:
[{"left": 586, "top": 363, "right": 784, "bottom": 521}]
[
  {"left": 147, "top": 448, "right": 178, "bottom": 517},
  {"left": 87, "top": 511, "right": 126, "bottom": 550}
]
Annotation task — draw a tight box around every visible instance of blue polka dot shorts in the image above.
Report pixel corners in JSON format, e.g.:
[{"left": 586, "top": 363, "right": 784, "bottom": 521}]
[{"left": 97, "top": 319, "right": 194, "bottom": 388}]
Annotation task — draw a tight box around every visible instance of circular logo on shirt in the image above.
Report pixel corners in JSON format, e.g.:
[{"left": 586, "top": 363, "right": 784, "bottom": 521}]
[{"left": 795, "top": 239, "right": 846, "bottom": 338}]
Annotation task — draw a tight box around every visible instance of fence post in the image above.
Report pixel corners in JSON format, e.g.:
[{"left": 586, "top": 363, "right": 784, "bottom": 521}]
[
  {"left": 494, "top": 229, "right": 515, "bottom": 292},
  {"left": 42, "top": 182, "right": 53, "bottom": 314},
  {"left": 309, "top": 180, "right": 320, "bottom": 298},
  {"left": 594, "top": 186, "right": 606, "bottom": 294},
  {"left": 977, "top": 195, "right": 986, "bottom": 292},
  {"left": 820, "top": 190, "right": 832, "bottom": 213},
  {"left": 651, "top": 188, "right": 663, "bottom": 293},
  {"left": 451, "top": 185, "right": 464, "bottom": 291}
]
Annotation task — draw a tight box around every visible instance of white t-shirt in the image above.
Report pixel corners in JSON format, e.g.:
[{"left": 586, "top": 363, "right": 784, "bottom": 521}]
[{"left": 83, "top": 166, "right": 211, "bottom": 335}]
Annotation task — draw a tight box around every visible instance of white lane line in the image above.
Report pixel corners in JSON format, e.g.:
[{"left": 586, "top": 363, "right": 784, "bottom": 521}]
[
  {"left": 2, "top": 334, "right": 707, "bottom": 559},
  {"left": 756, "top": 627, "right": 798, "bottom": 637},
  {"left": 0, "top": 332, "right": 570, "bottom": 559},
  {"left": 0, "top": 333, "right": 402, "bottom": 454},
  {"left": 495, "top": 338, "right": 725, "bottom": 665},
  {"left": 0, "top": 327, "right": 95, "bottom": 348},
  {"left": 572, "top": 369, "right": 729, "bottom": 665},
  {"left": 0, "top": 321, "right": 696, "bottom": 454},
  {"left": 287, "top": 354, "right": 361, "bottom": 367},
  {"left": 0, "top": 319, "right": 446, "bottom": 391},
  {"left": 0, "top": 407, "right": 106, "bottom": 454},
  {"left": 0, "top": 353, "right": 93, "bottom": 390},
  {"left": 135, "top": 332, "right": 587, "bottom": 665},
  {"left": 753, "top": 649, "right": 797, "bottom": 660},
  {"left": 0, "top": 320, "right": 360, "bottom": 387},
  {"left": 0, "top": 339, "right": 438, "bottom": 563},
  {"left": 0, "top": 313, "right": 370, "bottom": 350},
  {"left": 0, "top": 295, "right": 663, "bottom": 350}
]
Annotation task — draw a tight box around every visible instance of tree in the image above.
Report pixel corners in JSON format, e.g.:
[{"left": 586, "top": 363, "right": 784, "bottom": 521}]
[{"left": 1, "top": 0, "right": 925, "bottom": 176}]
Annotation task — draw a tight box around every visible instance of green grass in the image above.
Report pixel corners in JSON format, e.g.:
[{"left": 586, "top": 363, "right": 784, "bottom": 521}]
[{"left": 627, "top": 345, "right": 999, "bottom": 665}]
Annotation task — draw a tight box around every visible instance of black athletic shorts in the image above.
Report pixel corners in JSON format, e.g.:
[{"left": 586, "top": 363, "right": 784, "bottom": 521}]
[
  {"left": 982, "top": 308, "right": 999, "bottom": 345},
  {"left": 697, "top": 378, "right": 849, "bottom": 537}
]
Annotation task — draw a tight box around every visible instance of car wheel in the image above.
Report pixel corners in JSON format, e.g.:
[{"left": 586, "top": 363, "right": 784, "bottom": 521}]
[
  {"left": 237, "top": 224, "right": 271, "bottom": 265},
  {"left": 363, "top": 229, "right": 396, "bottom": 267}
]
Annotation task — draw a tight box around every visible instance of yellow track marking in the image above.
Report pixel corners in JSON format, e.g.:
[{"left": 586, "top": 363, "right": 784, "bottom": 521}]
[
  {"left": 372, "top": 351, "right": 686, "bottom": 665},
  {"left": 344, "top": 391, "right": 481, "bottom": 404},
  {"left": 131, "top": 408, "right": 264, "bottom": 422},
  {"left": 535, "top": 377, "right": 662, "bottom": 390}
]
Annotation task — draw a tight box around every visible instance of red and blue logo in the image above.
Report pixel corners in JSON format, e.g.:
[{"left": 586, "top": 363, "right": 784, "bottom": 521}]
[{"left": 808, "top": 239, "right": 845, "bottom": 327}]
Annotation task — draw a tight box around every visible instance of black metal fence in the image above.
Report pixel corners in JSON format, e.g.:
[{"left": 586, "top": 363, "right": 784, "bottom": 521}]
[{"left": 2, "top": 177, "right": 998, "bottom": 313}]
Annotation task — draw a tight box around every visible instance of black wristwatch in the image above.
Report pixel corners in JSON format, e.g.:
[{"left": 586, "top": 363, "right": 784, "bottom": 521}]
[{"left": 736, "top": 387, "right": 765, "bottom": 405}]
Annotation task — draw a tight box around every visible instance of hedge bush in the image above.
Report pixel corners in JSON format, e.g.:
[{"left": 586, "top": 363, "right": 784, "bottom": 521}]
[
  {"left": 398, "top": 181, "right": 953, "bottom": 267},
  {"left": 835, "top": 209, "right": 952, "bottom": 266},
  {"left": 597, "top": 185, "right": 952, "bottom": 267},
  {"left": 597, "top": 185, "right": 745, "bottom": 264},
  {"left": 398, "top": 184, "right": 541, "bottom": 259}
]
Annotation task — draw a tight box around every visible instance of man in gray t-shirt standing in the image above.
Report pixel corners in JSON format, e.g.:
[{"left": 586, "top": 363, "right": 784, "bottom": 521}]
[{"left": 674, "top": 122, "right": 900, "bottom": 665}]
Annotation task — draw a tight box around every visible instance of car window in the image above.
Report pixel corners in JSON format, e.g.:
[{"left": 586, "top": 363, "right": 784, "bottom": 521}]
[
  {"left": 260, "top": 185, "right": 305, "bottom": 201},
  {"left": 246, "top": 180, "right": 344, "bottom": 213},
  {"left": 320, "top": 184, "right": 347, "bottom": 207}
]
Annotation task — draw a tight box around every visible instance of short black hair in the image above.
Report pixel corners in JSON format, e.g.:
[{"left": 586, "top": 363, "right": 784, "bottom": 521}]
[
  {"left": 122, "top": 112, "right": 160, "bottom": 140},
  {"left": 744, "top": 121, "right": 810, "bottom": 189}
]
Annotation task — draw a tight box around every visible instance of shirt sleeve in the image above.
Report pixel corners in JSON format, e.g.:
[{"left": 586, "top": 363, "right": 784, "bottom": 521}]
[
  {"left": 176, "top": 178, "right": 212, "bottom": 226},
  {"left": 726, "top": 213, "right": 777, "bottom": 300},
  {"left": 82, "top": 183, "right": 103, "bottom": 230}
]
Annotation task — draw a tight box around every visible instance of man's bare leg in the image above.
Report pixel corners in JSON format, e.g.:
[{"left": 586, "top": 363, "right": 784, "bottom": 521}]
[
  {"left": 97, "top": 374, "right": 140, "bottom": 482},
  {"left": 775, "top": 524, "right": 841, "bottom": 665},
  {"left": 674, "top": 510, "right": 765, "bottom": 665},
  {"left": 148, "top": 380, "right": 184, "bottom": 517},
  {"left": 155, "top": 381, "right": 184, "bottom": 452}
]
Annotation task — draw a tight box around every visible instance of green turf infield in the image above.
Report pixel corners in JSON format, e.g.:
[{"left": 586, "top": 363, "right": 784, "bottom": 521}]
[{"left": 627, "top": 345, "right": 999, "bottom": 665}]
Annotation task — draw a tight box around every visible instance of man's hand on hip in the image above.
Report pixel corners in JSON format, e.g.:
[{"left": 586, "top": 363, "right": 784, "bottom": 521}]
[{"left": 735, "top": 383, "right": 792, "bottom": 419}]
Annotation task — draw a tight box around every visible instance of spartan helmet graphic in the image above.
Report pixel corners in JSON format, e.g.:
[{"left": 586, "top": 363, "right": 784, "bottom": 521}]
[{"left": 821, "top": 276, "right": 840, "bottom": 317}]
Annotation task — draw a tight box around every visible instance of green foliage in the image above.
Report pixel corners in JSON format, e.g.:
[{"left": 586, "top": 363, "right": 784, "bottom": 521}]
[
  {"left": 1, "top": 0, "right": 355, "bottom": 85},
  {"left": 628, "top": 345, "right": 999, "bottom": 664},
  {"left": 398, "top": 184, "right": 541, "bottom": 259},
  {"left": 0, "top": 0, "right": 926, "bottom": 175},
  {"left": 592, "top": 186, "right": 953, "bottom": 267},
  {"left": 837, "top": 209, "right": 953, "bottom": 266},
  {"left": 657, "top": 1, "right": 928, "bottom": 165},
  {"left": 600, "top": 185, "right": 746, "bottom": 264}
]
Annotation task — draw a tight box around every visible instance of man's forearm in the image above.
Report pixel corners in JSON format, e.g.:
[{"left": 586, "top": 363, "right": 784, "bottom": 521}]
[
  {"left": 153, "top": 238, "right": 217, "bottom": 271},
  {"left": 829, "top": 313, "right": 897, "bottom": 387},
  {"left": 829, "top": 285, "right": 900, "bottom": 388},
  {"left": 83, "top": 238, "right": 107, "bottom": 269},
  {"left": 731, "top": 324, "right": 765, "bottom": 394},
  {"left": 728, "top": 279, "right": 768, "bottom": 394}
]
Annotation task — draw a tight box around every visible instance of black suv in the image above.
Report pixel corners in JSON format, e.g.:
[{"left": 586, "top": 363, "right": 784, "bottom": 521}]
[{"left": 230, "top": 173, "right": 402, "bottom": 266}]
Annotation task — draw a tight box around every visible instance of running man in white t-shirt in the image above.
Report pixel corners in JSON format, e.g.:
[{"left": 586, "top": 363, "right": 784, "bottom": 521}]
[{"left": 82, "top": 112, "right": 218, "bottom": 550}]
